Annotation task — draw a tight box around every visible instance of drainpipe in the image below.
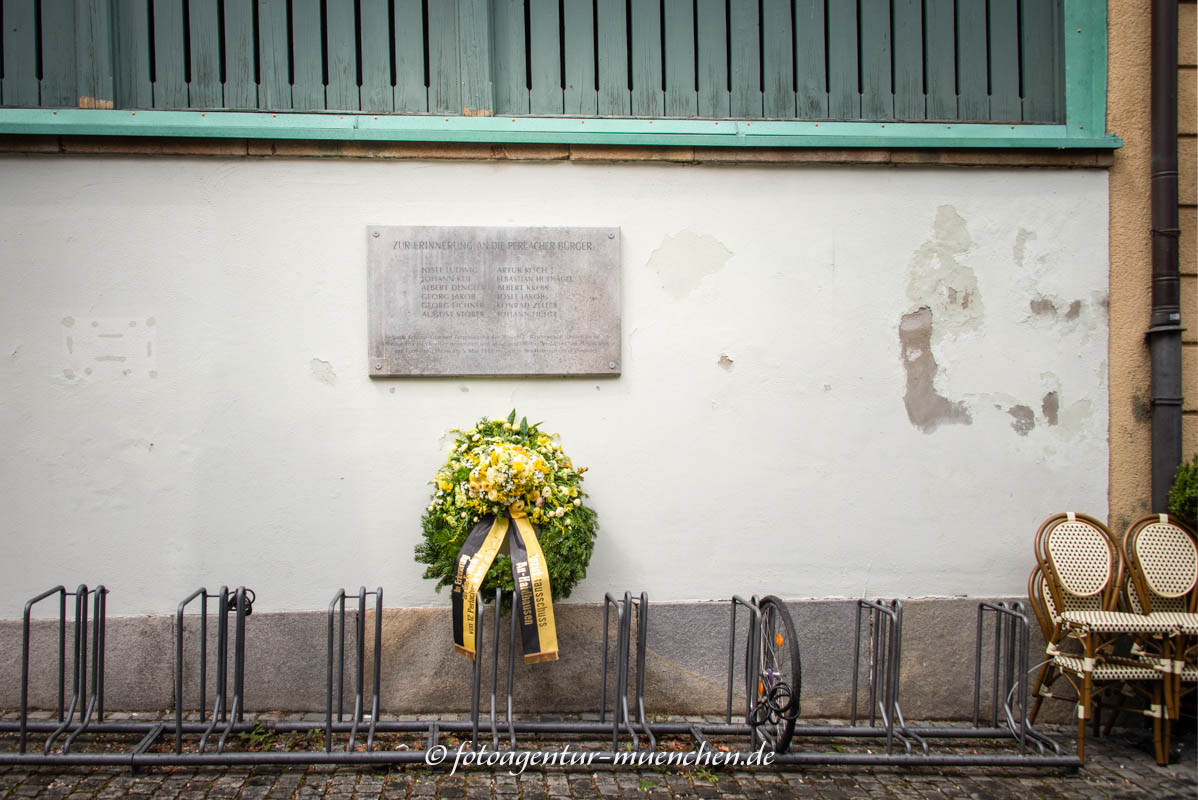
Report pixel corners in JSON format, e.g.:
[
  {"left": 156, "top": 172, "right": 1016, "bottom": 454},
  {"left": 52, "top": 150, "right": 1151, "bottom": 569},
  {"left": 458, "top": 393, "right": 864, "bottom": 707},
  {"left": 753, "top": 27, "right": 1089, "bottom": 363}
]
[{"left": 1149, "top": 0, "right": 1184, "bottom": 512}]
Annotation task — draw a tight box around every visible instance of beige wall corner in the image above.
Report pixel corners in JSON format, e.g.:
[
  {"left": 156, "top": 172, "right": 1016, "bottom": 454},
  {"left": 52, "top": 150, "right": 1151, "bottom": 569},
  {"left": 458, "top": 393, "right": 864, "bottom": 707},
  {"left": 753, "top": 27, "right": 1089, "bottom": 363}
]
[{"left": 1107, "top": 3, "right": 1154, "bottom": 531}]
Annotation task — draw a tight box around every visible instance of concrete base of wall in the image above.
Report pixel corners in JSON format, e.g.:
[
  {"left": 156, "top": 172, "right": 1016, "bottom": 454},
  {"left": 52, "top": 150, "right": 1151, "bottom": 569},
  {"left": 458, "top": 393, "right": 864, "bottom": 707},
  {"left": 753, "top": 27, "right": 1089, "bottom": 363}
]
[{"left": 0, "top": 597, "right": 1071, "bottom": 723}]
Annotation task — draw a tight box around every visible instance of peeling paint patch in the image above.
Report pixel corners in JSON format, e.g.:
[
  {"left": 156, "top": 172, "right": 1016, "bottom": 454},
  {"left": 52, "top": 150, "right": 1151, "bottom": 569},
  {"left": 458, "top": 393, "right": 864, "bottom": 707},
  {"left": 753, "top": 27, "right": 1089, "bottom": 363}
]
[
  {"left": 459, "top": 385, "right": 469, "bottom": 392},
  {"left": 1007, "top": 405, "right": 1035, "bottom": 436},
  {"left": 310, "top": 358, "right": 337, "bottom": 386},
  {"left": 1064, "top": 300, "right": 1081, "bottom": 320},
  {"left": 906, "top": 206, "right": 984, "bottom": 338},
  {"left": 1042, "top": 392, "right": 1060, "bottom": 426},
  {"left": 646, "top": 230, "right": 732, "bottom": 299},
  {"left": 717, "top": 354, "right": 734, "bottom": 370},
  {"left": 899, "top": 307, "right": 972, "bottom": 433},
  {"left": 1013, "top": 228, "right": 1037, "bottom": 267},
  {"left": 1030, "top": 297, "right": 1058, "bottom": 316}
]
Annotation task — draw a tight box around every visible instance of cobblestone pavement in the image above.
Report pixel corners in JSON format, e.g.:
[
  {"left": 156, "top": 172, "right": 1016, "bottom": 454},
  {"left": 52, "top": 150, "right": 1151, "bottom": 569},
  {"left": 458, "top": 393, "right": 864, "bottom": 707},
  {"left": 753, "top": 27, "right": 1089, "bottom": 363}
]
[{"left": 1, "top": 719, "right": 1193, "bottom": 799}]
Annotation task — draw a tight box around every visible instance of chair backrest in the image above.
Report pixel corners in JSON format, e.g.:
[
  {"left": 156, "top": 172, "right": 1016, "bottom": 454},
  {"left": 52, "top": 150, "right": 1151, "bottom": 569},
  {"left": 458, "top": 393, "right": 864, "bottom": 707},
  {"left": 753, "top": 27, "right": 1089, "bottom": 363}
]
[
  {"left": 1123, "top": 514, "right": 1198, "bottom": 614},
  {"left": 1034, "top": 512, "right": 1121, "bottom": 613}
]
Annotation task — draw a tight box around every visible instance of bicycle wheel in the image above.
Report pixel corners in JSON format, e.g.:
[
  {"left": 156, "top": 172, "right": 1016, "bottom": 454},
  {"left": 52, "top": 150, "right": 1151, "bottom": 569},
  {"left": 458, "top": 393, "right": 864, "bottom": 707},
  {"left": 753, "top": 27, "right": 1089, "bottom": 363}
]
[{"left": 749, "top": 595, "right": 802, "bottom": 753}]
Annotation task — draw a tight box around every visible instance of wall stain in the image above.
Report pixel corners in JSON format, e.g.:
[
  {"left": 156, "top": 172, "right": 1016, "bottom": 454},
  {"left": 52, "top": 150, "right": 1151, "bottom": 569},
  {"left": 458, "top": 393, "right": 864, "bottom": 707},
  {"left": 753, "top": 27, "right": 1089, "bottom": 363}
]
[
  {"left": 899, "top": 307, "right": 972, "bottom": 433},
  {"left": 310, "top": 358, "right": 337, "bottom": 386},
  {"left": 1030, "top": 297, "right": 1058, "bottom": 316},
  {"left": 905, "top": 205, "right": 984, "bottom": 338},
  {"left": 646, "top": 230, "right": 733, "bottom": 299},
  {"left": 1064, "top": 300, "right": 1081, "bottom": 320},
  {"left": 1013, "top": 228, "right": 1037, "bottom": 267},
  {"left": 717, "top": 354, "right": 734, "bottom": 370},
  {"left": 1007, "top": 405, "right": 1036, "bottom": 436},
  {"left": 1131, "top": 391, "right": 1152, "bottom": 424},
  {"left": 1042, "top": 392, "right": 1060, "bottom": 426}
]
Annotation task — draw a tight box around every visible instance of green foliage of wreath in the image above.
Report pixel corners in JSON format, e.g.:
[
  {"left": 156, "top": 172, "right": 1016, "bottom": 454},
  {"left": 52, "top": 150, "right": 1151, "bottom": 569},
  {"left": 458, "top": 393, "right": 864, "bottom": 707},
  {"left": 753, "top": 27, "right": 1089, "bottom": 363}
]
[{"left": 414, "top": 410, "right": 599, "bottom": 601}]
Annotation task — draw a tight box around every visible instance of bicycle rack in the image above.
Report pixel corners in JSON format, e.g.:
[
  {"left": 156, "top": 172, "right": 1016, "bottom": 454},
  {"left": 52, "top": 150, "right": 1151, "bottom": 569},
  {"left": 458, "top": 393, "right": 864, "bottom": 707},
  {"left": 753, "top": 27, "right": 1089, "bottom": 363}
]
[{"left": 1, "top": 583, "right": 1080, "bottom": 769}]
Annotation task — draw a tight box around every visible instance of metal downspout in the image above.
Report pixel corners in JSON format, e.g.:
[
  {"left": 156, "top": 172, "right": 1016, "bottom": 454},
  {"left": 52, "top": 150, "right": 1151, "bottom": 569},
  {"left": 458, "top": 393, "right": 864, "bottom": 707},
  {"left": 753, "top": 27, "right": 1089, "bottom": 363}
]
[{"left": 1149, "top": 0, "right": 1185, "bottom": 512}]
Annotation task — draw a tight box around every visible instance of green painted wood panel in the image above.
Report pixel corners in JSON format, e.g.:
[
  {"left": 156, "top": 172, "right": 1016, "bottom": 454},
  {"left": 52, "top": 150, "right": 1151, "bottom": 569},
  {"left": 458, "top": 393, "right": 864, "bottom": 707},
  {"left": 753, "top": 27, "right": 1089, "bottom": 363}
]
[
  {"left": 529, "top": 0, "right": 562, "bottom": 114},
  {"left": 761, "top": 0, "right": 793, "bottom": 118},
  {"left": 2, "top": 0, "right": 39, "bottom": 106},
  {"left": 39, "top": 0, "right": 76, "bottom": 107},
  {"left": 695, "top": 0, "right": 728, "bottom": 118},
  {"left": 152, "top": 0, "right": 187, "bottom": 108},
  {"left": 630, "top": 0, "right": 663, "bottom": 116},
  {"left": 492, "top": 0, "right": 527, "bottom": 114},
  {"left": 596, "top": 0, "right": 629, "bottom": 115},
  {"left": 563, "top": 0, "right": 596, "bottom": 116},
  {"left": 793, "top": 0, "right": 826, "bottom": 119},
  {"left": 1020, "top": 0, "right": 1063, "bottom": 122},
  {"left": 955, "top": 0, "right": 988, "bottom": 120},
  {"left": 188, "top": 0, "right": 223, "bottom": 108},
  {"left": 426, "top": 1, "right": 460, "bottom": 113},
  {"left": 74, "top": 0, "right": 115, "bottom": 108},
  {"left": 1063, "top": 0, "right": 1105, "bottom": 136},
  {"left": 114, "top": 0, "right": 152, "bottom": 109},
  {"left": 290, "top": 0, "right": 324, "bottom": 110},
  {"left": 827, "top": 0, "right": 859, "bottom": 119},
  {"left": 325, "top": 0, "right": 358, "bottom": 111},
  {"left": 458, "top": 0, "right": 492, "bottom": 116},
  {"left": 223, "top": 0, "right": 257, "bottom": 108},
  {"left": 663, "top": 0, "right": 696, "bottom": 117},
  {"left": 923, "top": 0, "right": 955, "bottom": 120},
  {"left": 859, "top": 0, "right": 892, "bottom": 119},
  {"left": 987, "top": 0, "right": 1020, "bottom": 121},
  {"left": 891, "top": 0, "right": 923, "bottom": 120},
  {"left": 394, "top": 0, "right": 427, "bottom": 113},
  {"left": 358, "top": 0, "right": 392, "bottom": 112},
  {"left": 257, "top": 0, "right": 291, "bottom": 110},
  {"left": 729, "top": 0, "right": 760, "bottom": 118}
]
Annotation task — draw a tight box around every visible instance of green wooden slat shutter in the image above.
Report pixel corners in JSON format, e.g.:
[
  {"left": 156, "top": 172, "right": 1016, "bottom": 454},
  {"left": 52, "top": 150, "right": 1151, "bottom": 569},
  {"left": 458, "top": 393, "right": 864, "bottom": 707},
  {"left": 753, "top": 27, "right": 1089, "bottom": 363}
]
[
  {"left": 74, "top": 0, "right": 116, "bottom": 108},
  {"left": 357, "top": 0, "right": 393, "bottom": 112},
  {"left": 3, "top": 0, "right": 39, "bottom": 106},
  {"left": 114, "top": 0, "right": 152, "bottom": 109},
  {"left": 492, "top": 0, "right": 527, "bottom": 114},
  {"left": 426, "top": 2, "right": 460, "bottom": 114},
  {"left": 257, "top": 0, "right": 291, "bottom": 110},
  {"left": 630, "top": 0, "right": 663, "bottom": 116},
  {"left": 892, "top": 0, "right": 923, "bottom": 119},
  {"left": 987, "top": 0, "right": 1020, "bottom": 121},
  {"left": 529, "top": 0, "right": 562, "bottom": 114},
  {"left": 762, "top": 0, "right": 794, "bottom": 118},
  {"left": 1020, "top": 0, "right": 1063, "bottom": 122},
  {"left": 458, "top": 0, "right": 493, "bottom": 116},
  {"left": 563, "top": 1, "right": 596, "bottom": 116},
  {"left": 859, "top": 0, "right": 892, "bottom": 119},
  {"left": 695, "top": 0, "right": 728, "bottom": 118},
  {"left": 223, "top": 0, "right": 256, "bottom": 108},
  {"left": 923, "top": 0, "right": 955, "bottom": 120},
  {"left": 326, "top": 0, "right": 358, "bottom": 111},
  {"left": 596, "top": 0, "right": 629, "bottom": 115},
  {"left": 40, "top": 0, "right": 77, "bottom": 107},
  {"left": 664, "top": 0, "right": 696, "bottom": 117},
  {"left": 955, "top": 0, "right": 988, "bottom": 120},
  {"left": 729, "top": 0, "right": 760, "bottom": 118},
  {"left": 793, "top": 0, "right": 826, "bottom": 119},
  {"left": 188, "top": 0, "right": 223, "bottom": 108},
  {"left": 152, "top": 0, "right": 186, "bottom": 108},
  {"left": 394, "top": 0, "right": 427, "bottom": 113},
  {"left": 827, "top": 0, "right": 859, "bottom": 119},
  {"left": 291, "top": 0, "right": 324, "bottom": 110}
]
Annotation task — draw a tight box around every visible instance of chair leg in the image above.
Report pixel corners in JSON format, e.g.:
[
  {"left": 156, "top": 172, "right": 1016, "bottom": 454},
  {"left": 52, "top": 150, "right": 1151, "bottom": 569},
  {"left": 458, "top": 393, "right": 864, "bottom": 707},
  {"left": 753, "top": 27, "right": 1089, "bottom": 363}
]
[
  {"left": 1152, "top": 684, "right": 1171, "bottom": 766},
  {"left": 1029, "top": 661, "right": 1055, "bottom": 724},
  {"left": 1077, "top": 671, "right": 1092, "bottom": 763}
]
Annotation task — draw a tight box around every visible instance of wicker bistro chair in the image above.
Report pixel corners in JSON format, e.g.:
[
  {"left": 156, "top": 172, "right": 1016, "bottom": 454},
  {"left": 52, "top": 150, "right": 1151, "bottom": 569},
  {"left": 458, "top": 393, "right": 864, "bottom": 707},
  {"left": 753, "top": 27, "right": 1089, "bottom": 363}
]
[
  {"left": 1027, "top": 562, "right": 1169, "bottom": 763},
  {"left": 1032, "top": 512, "right": 1177, "bottom": 763},
  {"left": 1121, "top": 514, "right": 1198, "bottom": 721}
]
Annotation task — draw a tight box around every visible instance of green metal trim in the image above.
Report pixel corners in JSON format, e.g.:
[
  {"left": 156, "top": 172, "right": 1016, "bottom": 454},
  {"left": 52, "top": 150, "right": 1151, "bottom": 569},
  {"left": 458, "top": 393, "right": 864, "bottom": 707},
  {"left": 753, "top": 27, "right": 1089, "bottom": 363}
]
[
  {"left": 1063, "top": 0, "right": 1109, "bottom": 138},
  {"left": 0, "top": 108, "right": 1122, "bottom": 148}
]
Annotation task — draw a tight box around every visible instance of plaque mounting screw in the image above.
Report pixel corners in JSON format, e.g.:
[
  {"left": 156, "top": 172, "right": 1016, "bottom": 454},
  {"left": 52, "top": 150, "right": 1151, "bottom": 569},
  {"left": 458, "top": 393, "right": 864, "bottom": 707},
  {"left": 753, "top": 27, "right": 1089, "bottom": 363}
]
[
  {"left": 375, "top": 363, "right": 382, "bottom": 370},
  {"left": 608, "top": 362, "right": 616, "bottom": 369},
  {"left": 608, "top": 233, "right": 614, "bottom": 239},
  {"left": 372, "top": 231, "right": 380, "bottom": 238}
]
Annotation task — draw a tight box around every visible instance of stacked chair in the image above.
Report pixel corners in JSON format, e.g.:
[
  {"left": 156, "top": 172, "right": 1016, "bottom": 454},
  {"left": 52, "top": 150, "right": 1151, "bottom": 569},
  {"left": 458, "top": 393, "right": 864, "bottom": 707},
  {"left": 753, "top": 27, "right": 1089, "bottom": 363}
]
[{"left": 1027, "top": 512, "right": 1197, "bottom": 765}]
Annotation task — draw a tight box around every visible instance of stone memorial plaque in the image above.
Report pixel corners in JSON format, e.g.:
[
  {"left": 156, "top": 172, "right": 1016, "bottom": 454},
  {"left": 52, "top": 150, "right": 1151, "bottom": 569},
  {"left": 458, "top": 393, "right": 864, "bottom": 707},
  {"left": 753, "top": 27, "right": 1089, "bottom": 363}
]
[{"left": 367, "top": 226, "right": 621, "bottom": 376}]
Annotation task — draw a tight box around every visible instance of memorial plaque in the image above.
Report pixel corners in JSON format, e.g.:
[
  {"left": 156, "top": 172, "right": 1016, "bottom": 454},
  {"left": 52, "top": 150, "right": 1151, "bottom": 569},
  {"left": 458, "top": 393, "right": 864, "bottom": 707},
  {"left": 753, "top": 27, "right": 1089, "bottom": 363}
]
[{"left": 367, "top": 226, "right": 621, "bottom": 377}]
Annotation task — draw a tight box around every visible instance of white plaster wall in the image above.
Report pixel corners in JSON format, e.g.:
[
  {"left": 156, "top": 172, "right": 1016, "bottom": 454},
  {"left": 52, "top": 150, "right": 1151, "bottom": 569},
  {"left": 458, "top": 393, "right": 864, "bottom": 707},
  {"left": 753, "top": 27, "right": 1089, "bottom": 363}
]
[{"left": 0, "top": 156, "right": 1109, "bottom": 616}]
